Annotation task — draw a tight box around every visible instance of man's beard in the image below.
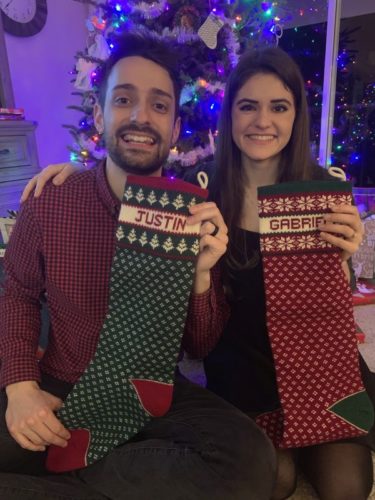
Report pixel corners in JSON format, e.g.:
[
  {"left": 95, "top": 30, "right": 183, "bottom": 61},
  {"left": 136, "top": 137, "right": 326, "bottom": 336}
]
[{"left": 104, "top": 124, "right": 170, "bottom": 176}]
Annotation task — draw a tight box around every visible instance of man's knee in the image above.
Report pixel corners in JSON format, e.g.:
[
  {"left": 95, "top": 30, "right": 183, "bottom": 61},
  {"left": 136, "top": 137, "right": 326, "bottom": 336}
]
[
  {"left": 0, "top": 435, "right": 47, "bottom": 474},
  {"left": 207, "top": 410, "right": 277, "bottom": 499},
  {"left": 237, "top": 418, "right": 277, "bottom": 494},
  {"left": 232, "top": 415, "right": 276, "bottom": 472}
]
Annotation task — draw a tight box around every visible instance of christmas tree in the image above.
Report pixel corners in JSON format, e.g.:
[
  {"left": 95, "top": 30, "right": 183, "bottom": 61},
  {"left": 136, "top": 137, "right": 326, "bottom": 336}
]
[
  {"left": 65, "top": 0, "right": 289, "bottom": 174},
  {"left": 280, "top": 21, "right": 363, "bottom": 173}
]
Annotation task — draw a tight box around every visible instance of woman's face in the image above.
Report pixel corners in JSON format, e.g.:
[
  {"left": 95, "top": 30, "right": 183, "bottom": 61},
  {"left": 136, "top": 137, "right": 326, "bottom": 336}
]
[{"left": 231, "top": 72, "right": 296, "bottom": 167}]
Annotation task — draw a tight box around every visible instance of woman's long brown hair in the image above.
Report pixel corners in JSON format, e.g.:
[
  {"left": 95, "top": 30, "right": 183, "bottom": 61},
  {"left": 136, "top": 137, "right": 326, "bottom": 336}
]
[{"left": 213, "top": 47, "right": 315, "bottom": 268}]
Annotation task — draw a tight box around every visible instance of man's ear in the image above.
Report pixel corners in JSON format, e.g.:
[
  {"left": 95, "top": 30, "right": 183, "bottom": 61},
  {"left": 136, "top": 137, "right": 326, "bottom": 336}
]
[
  {"left": 93, "top": 102, "right": 104, "bottom": 134},
  {"left": 171, "top": 116, "right": 181, "bottom": 146}
]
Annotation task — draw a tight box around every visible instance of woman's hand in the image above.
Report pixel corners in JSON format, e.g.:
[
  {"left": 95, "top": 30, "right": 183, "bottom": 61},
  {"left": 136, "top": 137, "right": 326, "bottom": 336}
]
[
  {"left": 187, "top": 202, "right": 228, "bottom": 294},
  {"left": 21, "top": 163, "right": 82, "bottom": 202},
  {"left": 319, "top": 204, "right": 364, "bottom": 262}
]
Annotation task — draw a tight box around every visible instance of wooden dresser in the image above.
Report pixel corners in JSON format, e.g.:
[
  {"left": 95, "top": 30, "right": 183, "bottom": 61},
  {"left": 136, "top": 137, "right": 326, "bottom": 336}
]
[
  {"left": 0, "top": 12, "right": 40, "bottom": 217},
  {"left": 0, "top": 120, "right": 39, "bottom": 216}
]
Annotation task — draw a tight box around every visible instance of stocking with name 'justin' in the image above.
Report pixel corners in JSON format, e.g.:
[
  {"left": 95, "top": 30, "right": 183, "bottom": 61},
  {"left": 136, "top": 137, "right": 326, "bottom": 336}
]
[{"left": 46, "top": 174, "right": 207, "bottom": 472}]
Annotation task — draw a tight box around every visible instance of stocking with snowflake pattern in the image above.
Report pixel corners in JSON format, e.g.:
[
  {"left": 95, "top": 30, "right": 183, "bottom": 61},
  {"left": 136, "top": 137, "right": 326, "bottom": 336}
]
[
  {"left": 255, "top": 180, "right": 374, "bottom": 448},
  {"left": 46, "top": 174, "right": 207, "bottom": 472}
]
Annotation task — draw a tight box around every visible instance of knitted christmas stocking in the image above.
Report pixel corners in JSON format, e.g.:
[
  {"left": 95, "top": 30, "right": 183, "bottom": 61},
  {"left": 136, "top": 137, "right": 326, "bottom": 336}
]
[
  {"left": 255, "top": 180, "right": 374, "bottom": 448},
  {"left": 46, "top": 175, "right": 207, "bottom": 472}
]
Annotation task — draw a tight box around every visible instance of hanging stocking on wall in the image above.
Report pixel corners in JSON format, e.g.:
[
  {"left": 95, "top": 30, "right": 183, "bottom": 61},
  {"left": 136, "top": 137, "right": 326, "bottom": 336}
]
[
  {"left": 255, "top": 180, "right": 374, "bottom": 448},
  {"left": 47, "top": 175, "right": 207, "bottom": 472}
]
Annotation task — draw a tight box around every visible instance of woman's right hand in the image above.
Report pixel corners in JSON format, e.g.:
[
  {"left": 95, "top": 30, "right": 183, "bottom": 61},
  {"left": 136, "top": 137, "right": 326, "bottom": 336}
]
[{"left": 21, "top": 163, "right": 83, "bottom": 202}]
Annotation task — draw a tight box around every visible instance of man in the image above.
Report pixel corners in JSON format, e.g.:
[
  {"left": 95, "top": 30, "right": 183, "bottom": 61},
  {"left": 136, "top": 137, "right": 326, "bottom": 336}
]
[{"left": 0, "top": 30, "right": 276, "bottom": 499}]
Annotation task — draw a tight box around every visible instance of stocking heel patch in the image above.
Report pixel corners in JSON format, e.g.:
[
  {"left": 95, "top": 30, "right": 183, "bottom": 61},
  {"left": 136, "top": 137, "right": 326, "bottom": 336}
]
[{"left": 130, "top": 378, "right": 174, "bottom": 417}]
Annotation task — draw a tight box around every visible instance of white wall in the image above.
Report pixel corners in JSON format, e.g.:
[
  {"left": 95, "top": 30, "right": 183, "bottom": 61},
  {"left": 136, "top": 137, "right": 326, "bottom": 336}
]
[{"left": 4, "top": 0, "right": 89, "bottom": 167}]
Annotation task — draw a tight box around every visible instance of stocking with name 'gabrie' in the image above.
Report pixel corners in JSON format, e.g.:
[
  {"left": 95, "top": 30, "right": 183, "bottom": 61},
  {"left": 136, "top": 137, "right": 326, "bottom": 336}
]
[
  {"left": 46, "top": 174, "right": 207, "bottom": 472},
  {"left": 255, "top": 180, "right": 374, "bottom": 449}
]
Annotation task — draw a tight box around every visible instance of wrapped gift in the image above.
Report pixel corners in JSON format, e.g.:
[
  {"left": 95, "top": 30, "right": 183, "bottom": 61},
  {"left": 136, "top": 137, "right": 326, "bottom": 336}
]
[{"left": 352, "top": 218, "right": 375, "bottom": 279}]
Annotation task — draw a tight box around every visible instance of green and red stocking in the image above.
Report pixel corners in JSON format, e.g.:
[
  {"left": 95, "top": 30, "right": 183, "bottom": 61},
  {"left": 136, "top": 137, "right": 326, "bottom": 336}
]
[
  {"left": 255, "top": 180, "right": 374, "bottom": 448},
  {"left": 46, "top": 175, "right": 207, "bottom": 472}
]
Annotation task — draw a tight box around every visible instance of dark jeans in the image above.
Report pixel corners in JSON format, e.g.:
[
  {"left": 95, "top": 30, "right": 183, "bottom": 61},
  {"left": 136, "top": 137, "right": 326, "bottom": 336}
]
[{"left": 0, "top": 373, "right": 276, "bottom": 499}]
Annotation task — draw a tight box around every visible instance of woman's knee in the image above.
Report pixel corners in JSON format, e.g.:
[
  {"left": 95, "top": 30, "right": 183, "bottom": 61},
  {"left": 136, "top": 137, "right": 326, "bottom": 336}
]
[{"left": 271, "top": 449, "right": 298, "bottom": 500}]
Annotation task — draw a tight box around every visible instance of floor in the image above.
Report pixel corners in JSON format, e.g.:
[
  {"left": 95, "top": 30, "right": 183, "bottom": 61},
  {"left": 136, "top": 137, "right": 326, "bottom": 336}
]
[{"left": 357, "top": 304, "right": 375, "bottom": 373}]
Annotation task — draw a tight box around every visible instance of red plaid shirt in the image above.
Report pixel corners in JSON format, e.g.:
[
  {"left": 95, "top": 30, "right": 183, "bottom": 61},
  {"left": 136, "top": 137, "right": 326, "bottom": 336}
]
[{"left": 0, "top": 162, "right": 228, "bottom": 388}]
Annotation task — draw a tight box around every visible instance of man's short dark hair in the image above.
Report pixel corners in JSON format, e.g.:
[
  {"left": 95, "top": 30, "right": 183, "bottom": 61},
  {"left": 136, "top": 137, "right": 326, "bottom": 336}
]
[{"left": 95, "top": 29, "right": 182, "bottom": 119}]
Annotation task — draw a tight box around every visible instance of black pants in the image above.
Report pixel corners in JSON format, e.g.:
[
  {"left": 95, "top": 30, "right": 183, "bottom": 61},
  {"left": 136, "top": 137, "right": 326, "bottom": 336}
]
[{"left": 0, "top": 374, "right": 276, "bottom": 499}]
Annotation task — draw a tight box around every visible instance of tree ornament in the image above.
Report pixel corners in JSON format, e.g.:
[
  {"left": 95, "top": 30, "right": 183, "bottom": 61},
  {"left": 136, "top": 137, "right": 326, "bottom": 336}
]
[
  {"left": 88, "top": 34, "right": 110, "bottom": 61},
  {"left": 127, "top": 0, "right": 168, "bottom": 19},
  {"left": 198, "top": 12, "right": 224, "bottom": 49},
  {"left": 74, "top": 59, "right": 97, "bottom": 91},
  {"left": 173, "top": 6, "right": 200, "bottom": 31},
  {"left": 91, "top": 15, "right": 106, "bottom": 31},
  {"left": 270, "top": 23, "right": 283, "bottom": 45}
]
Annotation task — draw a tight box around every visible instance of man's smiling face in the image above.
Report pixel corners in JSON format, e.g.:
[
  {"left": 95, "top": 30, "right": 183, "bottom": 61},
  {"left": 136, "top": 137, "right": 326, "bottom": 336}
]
[{"left": 94, "top": 56, "right": 180, "bottom": 176}]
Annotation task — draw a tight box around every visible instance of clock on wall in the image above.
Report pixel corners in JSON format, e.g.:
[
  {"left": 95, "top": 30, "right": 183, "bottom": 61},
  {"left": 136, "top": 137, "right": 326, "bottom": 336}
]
[{"left": 0, "top": 0, "right": 47, "bottom": 37}]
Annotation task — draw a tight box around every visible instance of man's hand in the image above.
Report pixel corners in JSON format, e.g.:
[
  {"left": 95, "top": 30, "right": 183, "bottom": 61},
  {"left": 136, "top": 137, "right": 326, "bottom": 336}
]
[
  {"left": 319, "top": 204, "right": 364, "bottom": 262},
  {"left": 5, "top": 381, "right": 71, "bottom": 452},
  {"left": 21, "top": 163, "right": 82, "bottom": 202},
  {"left": 187, "top": 202, "right": 228, "bottom": 294}
]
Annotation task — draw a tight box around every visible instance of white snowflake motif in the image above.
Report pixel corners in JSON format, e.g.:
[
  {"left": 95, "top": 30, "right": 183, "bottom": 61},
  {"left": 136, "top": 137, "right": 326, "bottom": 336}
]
[
  {"left": 190, "top": 239, "right": 200, "bottom": 255},
  {"left": 295, "top": 195, "right": 317, "bottom": 212},
  {"left": 317, "top": 194, "right": 337, "bottom": 209},
  {"left": 258, "top": 198, "right": 273, "bottom": 214},
  {"left": 116, "top": 227, "right": 125, "bottom": 240},
  {"left": 330, "top": 194, "right": 347, "bottom": 207},
  {"left": 297, "top": 234, "right": 316, "bottom": 250},
  {"left": 127, "top": 229, "right": 137, "bottom": 244},
  {"left": 277, "top": 236, "right": 295, "bottom": 252},
  {"left": 139, "top": 232, "right": 148, "bottom": 247},
  {"left": 273, "top": 197, "right": 295, "bottom": 212},
  {"left": 261, "top": 237, "right": 275, "bottom": 252},
  {"left": 176, "top": 238, "right": 188, "bottom": 254},
  {"left": 187, "top": 197, "right": 197, "bottom": 209},
  {"left": 172, "top": 194, "right": 185, "bottom": 210},
  {"left": 135, "top": 188, "right": 145, "bottom": 203},
  {"left": 149, "top": 234, "right": 159, "bottom": 250},
  {"left": 163, "top": 237, "right": 174, "bottom": 252},
  {"left": 336, "top": 194, "right": 352, "bottom": 206},
  {"left": 317, "top": 239, "right": 331, "bottom": 249},
  {"left": 147, "top": 190, "right": 157, "bottom": 205},
  {"left": 124, "top": 186, "right": 133, "bottom": 201},
  {"left": 159, "top": 192, "right": 170, "bottom": 207}
]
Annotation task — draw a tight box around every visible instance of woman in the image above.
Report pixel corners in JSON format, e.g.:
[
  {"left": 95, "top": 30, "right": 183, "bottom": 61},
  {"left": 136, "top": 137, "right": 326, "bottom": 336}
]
[
  {"left": 202, "top": 47, "right": 374, "bottom": 500},
  {"left": 22, "top": 47, "right": 374, "bottom": 500}
]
